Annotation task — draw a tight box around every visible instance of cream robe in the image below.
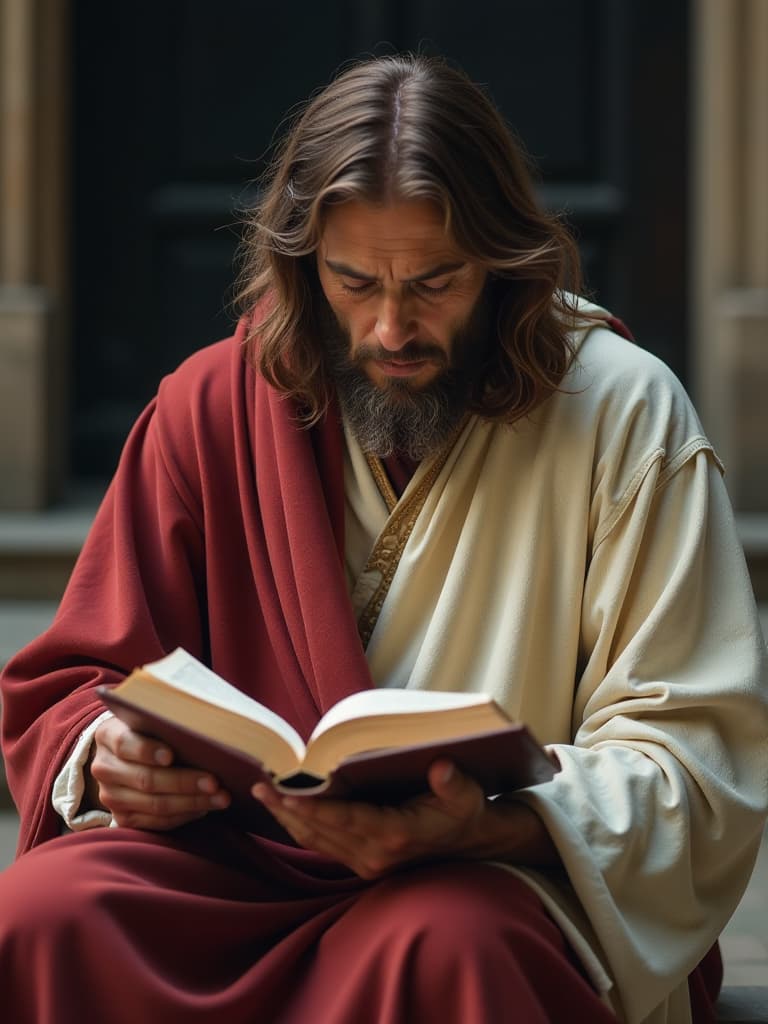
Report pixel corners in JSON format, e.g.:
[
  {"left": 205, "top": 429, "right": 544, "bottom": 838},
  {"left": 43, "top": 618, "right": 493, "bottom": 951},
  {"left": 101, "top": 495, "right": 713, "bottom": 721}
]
[{"left": 343, "top": 321, "right": 768, "bottom": 1024}]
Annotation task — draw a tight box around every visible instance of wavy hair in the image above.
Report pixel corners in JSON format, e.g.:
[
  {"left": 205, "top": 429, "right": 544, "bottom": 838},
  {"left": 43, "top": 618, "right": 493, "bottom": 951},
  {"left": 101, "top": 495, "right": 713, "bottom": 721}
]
[{"left": 235, "top": 54, "right": 589, "bottom": 423}]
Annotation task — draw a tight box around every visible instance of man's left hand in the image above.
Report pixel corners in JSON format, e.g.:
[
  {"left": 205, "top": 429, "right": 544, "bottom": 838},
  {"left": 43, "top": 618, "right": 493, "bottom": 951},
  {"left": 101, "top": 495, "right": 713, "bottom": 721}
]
[{"left": 252, "top": 760, "right": 559, "bottom": 879}]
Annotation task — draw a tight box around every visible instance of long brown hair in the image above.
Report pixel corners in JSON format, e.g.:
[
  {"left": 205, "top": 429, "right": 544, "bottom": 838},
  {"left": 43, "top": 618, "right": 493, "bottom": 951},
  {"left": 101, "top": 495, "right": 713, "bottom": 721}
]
[{"left": 235, "top": 54, "right": 588, "bottom": 423}]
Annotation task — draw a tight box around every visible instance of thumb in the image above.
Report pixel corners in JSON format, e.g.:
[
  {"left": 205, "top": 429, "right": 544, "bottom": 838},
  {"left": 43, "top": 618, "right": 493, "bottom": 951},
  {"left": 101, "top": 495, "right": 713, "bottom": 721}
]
[{"left": 428, "top": 760, "right": 482, "bottom": 809}]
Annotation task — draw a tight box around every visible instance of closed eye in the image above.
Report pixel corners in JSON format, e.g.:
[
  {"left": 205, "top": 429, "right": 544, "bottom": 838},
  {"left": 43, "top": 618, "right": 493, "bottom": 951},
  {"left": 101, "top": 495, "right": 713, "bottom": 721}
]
[
  {"left": 412, "top": 280, "right": 452, "bottom": 296},
  {"left": 340, "top": 280, "right": 375, "bottom": 295},
  {"left": 337, "top": 276, "right": 454, "bottom": 297}
]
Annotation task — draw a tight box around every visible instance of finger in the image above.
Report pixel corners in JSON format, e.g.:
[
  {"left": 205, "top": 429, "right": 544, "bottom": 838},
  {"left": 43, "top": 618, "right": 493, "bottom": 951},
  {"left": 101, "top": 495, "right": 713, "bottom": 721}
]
[
  {"left": 256, "top": 801, "right": 388, "bottom": 876},
  {"left": 252, "top": 787, "right": 418, "bottom": 876},
  {"left": 426, "top": 760, "right": 485, "bottom": 815},
  {"left": 256, "top": 784, "right": 394, "bottom": 832},
  {"left": 99, "top": 780, "right": 230, "bottom": 819},
  {"left": 253, "top": 785, "right": 381, "bottom": 837},
  {"left": 92, "top": 748, "right": 226, "bottom": 799},
  {"left": 96, "top": 718, "right": 174, "bottom": 767},
  {"left": 111, "top": 808, "right": 210, "bottom": 832},
  {"left": 252, "top": 787, "right": 364, "bottom": 849},
  {"left": 253, "top": 784, "right": 458, "bottom": 860}
]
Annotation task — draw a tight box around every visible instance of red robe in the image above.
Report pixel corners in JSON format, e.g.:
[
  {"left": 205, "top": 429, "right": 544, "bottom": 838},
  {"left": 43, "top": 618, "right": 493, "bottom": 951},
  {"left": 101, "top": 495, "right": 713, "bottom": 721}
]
[
  {"left": 2, "top": 323, "right": 371, "bottom": 852},
  {"left": 0, "top": 325, "right": 720, "bottom": 1022}
]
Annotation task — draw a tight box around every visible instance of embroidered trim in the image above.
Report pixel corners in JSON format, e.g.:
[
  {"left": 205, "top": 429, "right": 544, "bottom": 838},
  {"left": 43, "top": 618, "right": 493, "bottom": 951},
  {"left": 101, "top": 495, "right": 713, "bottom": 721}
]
[
  {"left": 357, "top": 419, "right": 469, "bottom": 647},
  {"left": 364, "top": 453, "right": 399, "bottom": 513}
]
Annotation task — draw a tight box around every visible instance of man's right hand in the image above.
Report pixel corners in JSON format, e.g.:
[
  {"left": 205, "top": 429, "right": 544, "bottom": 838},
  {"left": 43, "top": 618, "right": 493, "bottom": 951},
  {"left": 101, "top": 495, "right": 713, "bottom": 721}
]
[{"left": 86, "top": 716, "right": 230, "bottom": 830}]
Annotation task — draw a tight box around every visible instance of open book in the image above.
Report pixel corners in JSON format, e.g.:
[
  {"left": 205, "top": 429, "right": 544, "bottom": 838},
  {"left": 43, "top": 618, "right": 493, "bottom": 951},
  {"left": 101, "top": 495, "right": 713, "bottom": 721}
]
[{"left": 98, "top": 648, "right": 556, "bottom": 821}]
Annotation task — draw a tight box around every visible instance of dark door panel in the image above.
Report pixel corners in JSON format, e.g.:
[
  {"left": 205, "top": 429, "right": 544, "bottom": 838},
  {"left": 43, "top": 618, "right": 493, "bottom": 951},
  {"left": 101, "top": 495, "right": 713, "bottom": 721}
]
[{"left": 71, "top": 0, "right": 688, "bottom": 477}]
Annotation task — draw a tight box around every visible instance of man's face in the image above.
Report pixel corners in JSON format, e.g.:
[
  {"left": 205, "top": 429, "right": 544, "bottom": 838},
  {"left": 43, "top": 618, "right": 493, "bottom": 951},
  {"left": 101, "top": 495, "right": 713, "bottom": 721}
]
[
  {"left": 314, "top": 200, "right": 490, "bottom": 459},
  {"left": 316, "top": 199, "right": 488, "bottom": 391}
]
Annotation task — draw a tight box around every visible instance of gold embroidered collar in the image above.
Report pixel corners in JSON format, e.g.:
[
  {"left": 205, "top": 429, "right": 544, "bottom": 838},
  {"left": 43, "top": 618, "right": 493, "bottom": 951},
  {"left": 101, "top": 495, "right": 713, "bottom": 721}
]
[{"left": 357, "top": 418, "right": 469, "bottom": 647}]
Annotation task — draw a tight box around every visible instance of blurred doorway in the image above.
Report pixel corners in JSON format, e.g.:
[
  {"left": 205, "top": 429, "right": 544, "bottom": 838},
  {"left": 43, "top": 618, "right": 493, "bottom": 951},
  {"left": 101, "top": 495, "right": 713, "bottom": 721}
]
[{"left": 70, "top": 0, "right": 688, "bottom": 478}]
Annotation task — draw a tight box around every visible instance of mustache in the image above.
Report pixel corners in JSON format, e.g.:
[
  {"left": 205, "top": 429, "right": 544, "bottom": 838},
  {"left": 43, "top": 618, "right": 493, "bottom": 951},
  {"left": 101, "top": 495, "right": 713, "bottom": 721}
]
[{"left": 353, "top": 342, "right": 449, "bottom": 367}]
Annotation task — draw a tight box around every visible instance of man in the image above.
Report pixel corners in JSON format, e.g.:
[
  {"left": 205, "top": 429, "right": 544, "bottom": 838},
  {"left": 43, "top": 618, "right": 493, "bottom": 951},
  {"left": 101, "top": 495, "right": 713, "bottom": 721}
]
[{"left": 1, "top": 54, "right": 766, "bottom": 1023}]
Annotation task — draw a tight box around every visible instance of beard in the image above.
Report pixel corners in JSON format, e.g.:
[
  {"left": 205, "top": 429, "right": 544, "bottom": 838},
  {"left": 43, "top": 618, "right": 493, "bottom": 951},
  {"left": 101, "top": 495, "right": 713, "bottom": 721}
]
[{"left": 319, "top": 292, "right": 493, "bottom": 461}]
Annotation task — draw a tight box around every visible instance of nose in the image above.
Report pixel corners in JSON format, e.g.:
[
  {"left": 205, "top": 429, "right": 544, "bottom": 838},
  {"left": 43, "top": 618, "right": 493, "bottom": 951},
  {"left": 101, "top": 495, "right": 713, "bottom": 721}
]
[{"left": 374, "top": 294, "right": 415, "bottom": 351}]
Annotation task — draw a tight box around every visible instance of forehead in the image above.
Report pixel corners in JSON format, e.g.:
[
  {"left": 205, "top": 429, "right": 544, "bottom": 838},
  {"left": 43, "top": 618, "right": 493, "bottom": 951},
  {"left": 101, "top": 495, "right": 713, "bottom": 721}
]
[{"left": 318, "top": 200, "right": 462, "bottom": 267}]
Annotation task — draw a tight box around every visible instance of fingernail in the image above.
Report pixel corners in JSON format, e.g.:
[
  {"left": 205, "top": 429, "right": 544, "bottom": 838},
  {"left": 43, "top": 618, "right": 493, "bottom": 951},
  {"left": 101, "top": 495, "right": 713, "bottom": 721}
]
[
  {"left": 154, "top": 748, "right": 172, "bottom": 765},
  {"left": 197, "top": 776, "right": 216, "bottom": 794},
  {"left": 211, "top": 793, "right": 230, "bottom": 809},
  {"left": 437, "top": 763, "right": 454, "bottom": 785}
]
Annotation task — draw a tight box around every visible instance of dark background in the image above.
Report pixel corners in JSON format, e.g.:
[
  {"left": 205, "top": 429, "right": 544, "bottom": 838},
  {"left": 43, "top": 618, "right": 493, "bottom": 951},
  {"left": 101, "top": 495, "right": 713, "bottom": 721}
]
[{"left": 70, "top": 0, "right": 689, "bottom": 477}]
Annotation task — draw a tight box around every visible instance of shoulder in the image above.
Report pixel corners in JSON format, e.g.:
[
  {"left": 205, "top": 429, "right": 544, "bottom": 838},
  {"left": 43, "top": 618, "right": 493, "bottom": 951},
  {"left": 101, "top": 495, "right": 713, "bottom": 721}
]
[
  {"left": 151, "top": 327, "right": 256, "bottom": 446},
  {"left": 144, "top": 329, "right": 254, "bottom": 506},
  {"left": 570, "top": 322, "right": 683, "bottom": 397},
  {"left": 156, "top": 331, "right": 248, "bottom": 412},
  {"left": 541, "top": 322, "right": 723, "bottom": 542},
  {"left": 560, "top": 322, "right": 714, "bottom": 468}
]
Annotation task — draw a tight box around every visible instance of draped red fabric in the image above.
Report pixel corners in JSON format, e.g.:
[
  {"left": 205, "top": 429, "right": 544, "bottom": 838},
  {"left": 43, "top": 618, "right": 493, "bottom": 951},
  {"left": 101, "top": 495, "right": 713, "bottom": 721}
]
[
  {"left": 689, "top": 944, "right": 723, "bottom": 1024},
  {"left": 0, "top": 821, "right": 620, "bottom": 1024},
  {"left": 606, "top": 313, "right": 635, "bottom": 341},
  {"left": 0, "top": 323, "right": 720, "bottom": 1020},
  {"left": 1, "top": 322, "right": 373, "bottom": 853},
  {"left": 381, "top": 452, "right": 421, "bottom": 498}
]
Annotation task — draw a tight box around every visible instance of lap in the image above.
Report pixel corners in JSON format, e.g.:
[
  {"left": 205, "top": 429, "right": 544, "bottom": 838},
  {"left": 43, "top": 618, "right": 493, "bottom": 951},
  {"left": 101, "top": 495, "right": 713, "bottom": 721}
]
[
  {"left": 0, "top": 824, "right": 616, "bottom": 1024},
  {"left": 0, "top": 825, "right": 571, "bottom": 952}
]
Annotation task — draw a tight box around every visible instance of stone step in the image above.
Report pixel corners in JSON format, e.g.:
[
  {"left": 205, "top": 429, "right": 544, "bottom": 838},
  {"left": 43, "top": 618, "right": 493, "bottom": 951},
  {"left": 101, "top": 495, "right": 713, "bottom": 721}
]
[
  {"left": 0, "top": 600, "right": 57, "bottom": 668},
  {"left": 717, "top": 987, "right": 768, "bottom": 1022},
  {"left": 0, "top": 490, "right": 98, "bottom": 600}
]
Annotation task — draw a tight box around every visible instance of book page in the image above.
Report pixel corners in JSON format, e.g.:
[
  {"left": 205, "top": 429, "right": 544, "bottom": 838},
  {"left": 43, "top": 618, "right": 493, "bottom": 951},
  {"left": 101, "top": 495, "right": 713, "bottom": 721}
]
[
  {"left": 143, "top": 648, "right": 305, "bottom": 759},
  {"left": 308, "top": 688, "right": 502, "bottom": 743}
]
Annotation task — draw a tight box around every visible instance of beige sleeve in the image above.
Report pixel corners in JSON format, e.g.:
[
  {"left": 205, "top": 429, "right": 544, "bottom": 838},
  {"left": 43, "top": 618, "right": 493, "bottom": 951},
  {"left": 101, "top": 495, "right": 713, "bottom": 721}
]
[
  {"left": 51, "top": 710, "right": 115, "bottom": 830},
  {"left": 517, "top": 449, "right": 768, "bottom": 1023}
]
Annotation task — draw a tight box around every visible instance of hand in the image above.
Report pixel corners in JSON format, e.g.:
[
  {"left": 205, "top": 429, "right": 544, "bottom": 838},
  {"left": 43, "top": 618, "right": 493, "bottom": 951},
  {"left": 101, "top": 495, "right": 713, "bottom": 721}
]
[
  {"left": 86, "top": 716, "right": 231, "bottom": 830},
  {"left": 252, "top": 760, "right": 559, "bottom": 879}
]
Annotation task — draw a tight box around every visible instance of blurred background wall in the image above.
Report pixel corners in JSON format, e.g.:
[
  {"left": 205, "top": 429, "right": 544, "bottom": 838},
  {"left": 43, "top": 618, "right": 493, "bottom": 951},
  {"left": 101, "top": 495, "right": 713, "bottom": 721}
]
[{"left": 0, "top": 0, "right": 766, "bottom": 593}]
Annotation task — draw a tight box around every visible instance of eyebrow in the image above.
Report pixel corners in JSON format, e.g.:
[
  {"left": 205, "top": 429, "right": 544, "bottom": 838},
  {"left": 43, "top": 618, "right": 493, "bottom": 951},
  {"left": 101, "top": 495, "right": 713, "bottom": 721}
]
[{"left": 324, "top": 259, "right": 466, "bottom": 283}]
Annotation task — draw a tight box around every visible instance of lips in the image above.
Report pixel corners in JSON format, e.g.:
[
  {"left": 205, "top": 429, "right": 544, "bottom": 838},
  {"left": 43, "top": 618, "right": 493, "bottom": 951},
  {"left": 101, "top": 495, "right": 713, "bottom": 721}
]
[{"left": 373, "top": 359, "right": 432, "bottom": 378}]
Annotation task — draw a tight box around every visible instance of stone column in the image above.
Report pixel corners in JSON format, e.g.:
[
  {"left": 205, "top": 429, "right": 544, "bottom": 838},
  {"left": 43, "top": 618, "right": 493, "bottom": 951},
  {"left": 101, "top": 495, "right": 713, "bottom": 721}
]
[
  {"left": 0, "top": 0, "right": 69, "bottom": 509},
  {"left": 692, "top": 0, "right": 768, "bottom": 512}
]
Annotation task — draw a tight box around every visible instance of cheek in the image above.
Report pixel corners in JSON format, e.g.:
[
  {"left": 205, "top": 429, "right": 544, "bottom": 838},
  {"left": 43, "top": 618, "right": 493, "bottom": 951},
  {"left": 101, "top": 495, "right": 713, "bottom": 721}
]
[
  {"left": 425, "top": 306, "right": 470, "bottom": 345},
  {"left": 327, "top": 298, "right": 373, "bottom": 341}
]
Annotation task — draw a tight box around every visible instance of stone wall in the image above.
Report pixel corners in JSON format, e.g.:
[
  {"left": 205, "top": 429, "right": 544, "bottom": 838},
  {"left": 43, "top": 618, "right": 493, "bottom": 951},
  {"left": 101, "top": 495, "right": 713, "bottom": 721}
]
[
  {"left": 0, "top": 0, "right": 69, "bottom": 509},
  {"left": 0, "top": 1, "right": 766, "bottom": 518},
  {"left": 692, "top": 0, "right": 768, "bottom": 512}
]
